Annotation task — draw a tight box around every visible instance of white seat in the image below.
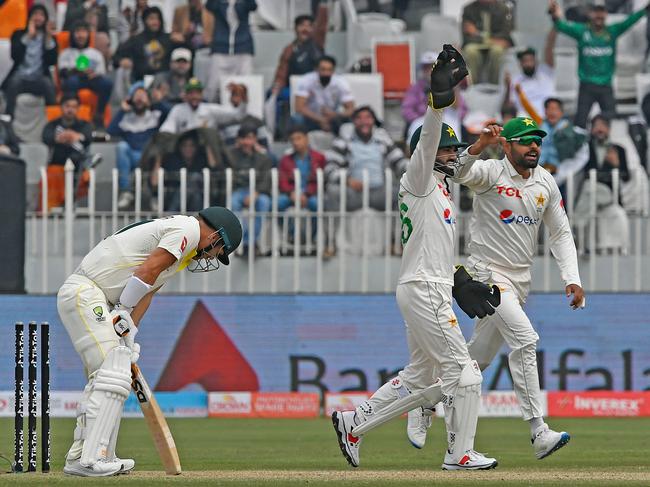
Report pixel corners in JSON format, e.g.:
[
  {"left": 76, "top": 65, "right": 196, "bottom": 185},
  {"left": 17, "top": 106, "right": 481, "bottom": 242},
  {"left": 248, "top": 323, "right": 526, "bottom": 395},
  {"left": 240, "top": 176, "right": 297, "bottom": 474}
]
[
  {"left": 347, "top": 13, "right": 405, "bottom": 66},
  {"left": 219, "top": 74, "right": 265, "bottom": 120},
  {"left": 463, "top": 83, "right": 503, "bottom": 119},
  {"left": 0, "top": 39, "right": 12, "bottom": 92},
  {"left": 420, "top": 14, "right": 460, "bottom": 51},
  {"left": 554, "top": 47, "right": 579, "bottom": 114},
  {"left": 439, "top": 0, "right": 474, "bottom": 19}
]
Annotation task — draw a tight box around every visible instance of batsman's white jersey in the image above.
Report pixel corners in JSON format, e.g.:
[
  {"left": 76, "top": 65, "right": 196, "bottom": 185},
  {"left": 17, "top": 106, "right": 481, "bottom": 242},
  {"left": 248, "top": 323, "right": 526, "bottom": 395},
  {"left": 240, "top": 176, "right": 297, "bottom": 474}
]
[
  {"left": 57, "top": 215, "right": 200, "bottom": 374},
  {"left": 393, "top": 107, "right": 472, "bottom": 395},
  {"left": 452, "top": 152, "right": 582, "bottom": 420}
]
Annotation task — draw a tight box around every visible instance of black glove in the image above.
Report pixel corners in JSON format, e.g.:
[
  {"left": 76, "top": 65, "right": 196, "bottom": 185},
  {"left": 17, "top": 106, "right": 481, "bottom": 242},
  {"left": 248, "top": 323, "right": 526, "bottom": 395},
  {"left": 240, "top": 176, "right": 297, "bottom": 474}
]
[
  {"left": 429, "top": 44, "right": 469, "bottom": 109},
  {"left": 452, "top": 266, "right": 501, "bottom": 319}
]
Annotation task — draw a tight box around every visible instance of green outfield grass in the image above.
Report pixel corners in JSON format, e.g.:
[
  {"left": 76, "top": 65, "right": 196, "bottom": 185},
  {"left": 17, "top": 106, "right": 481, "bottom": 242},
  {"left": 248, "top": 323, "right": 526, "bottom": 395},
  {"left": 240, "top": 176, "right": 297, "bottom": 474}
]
[{"left": 0, "top": 417, "right": 649, "bottom": 486}]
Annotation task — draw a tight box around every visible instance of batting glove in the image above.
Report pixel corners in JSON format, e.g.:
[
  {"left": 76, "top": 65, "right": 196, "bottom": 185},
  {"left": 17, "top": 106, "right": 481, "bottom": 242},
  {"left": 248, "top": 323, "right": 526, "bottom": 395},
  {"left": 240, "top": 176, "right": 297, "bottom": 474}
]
[
  {"left": 452, "top": 265, "right": 501, "bottom": 319},
  {"left": 112, "top": 307, "right": 140, "bottom": 363}
]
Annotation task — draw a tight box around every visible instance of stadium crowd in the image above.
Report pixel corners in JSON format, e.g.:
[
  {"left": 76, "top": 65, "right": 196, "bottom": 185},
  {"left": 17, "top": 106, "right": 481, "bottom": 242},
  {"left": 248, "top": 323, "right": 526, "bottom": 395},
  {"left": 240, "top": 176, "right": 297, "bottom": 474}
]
[{"left": 1, "top": 0, "right": 649, "bottom": 257}]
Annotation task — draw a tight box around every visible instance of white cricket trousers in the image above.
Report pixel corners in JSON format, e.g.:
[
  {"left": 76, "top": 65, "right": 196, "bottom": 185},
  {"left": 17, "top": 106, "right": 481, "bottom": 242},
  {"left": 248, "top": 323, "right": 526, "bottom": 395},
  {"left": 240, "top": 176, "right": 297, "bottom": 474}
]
[
  {"left": 465, "top": 259, "right": 543, "bottom": 420},
  {"left": 57, "top": 273, "right": 120, "bottom": 377},
  {"left": 205, "top": 53, "right": 253, "bottom": 102},
  {"left": 396, "top": 281, "right": 472, "bottom": 396}
]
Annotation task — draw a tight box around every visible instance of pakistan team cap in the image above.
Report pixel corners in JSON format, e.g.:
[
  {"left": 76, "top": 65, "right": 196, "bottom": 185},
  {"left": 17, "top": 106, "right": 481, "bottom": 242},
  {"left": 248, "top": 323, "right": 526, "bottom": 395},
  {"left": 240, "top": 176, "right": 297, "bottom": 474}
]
[
  {"left": 198, "top": 206, "right": 242, "bottom": 265},
  {"left": 185, "top": 77, "right": 203, "bottom": 92},
  {"left": 410, "top": 123, "right": 468, "bottom": 154},
  {"left": 501, "top": 117, "right": 547, "bottom": 141}
]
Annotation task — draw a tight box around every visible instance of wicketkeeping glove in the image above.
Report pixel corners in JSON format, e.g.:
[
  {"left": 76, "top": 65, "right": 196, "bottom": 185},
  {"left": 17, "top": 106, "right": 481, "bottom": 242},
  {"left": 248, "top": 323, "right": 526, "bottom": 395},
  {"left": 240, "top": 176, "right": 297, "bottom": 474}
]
[
  {"left": 429, "top": 44, "right": 469, "bottom": 109},
  {"left": 452, "top": 266, "right": 501, "bottom": 319},
  {"left": 112, "top": 307, "right": 140, "bottom": 364}
]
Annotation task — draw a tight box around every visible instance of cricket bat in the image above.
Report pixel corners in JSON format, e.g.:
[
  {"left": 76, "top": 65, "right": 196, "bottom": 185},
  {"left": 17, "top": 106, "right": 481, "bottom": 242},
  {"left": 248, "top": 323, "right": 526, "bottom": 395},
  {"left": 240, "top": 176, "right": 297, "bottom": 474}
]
[{"left": 131, "top": 363, "right": 182, "bottom": 475}]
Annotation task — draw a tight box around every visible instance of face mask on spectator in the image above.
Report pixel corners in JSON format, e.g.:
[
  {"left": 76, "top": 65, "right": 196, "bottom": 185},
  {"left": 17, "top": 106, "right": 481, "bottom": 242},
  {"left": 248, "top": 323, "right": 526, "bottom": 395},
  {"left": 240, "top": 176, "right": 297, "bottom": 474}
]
[{"left": 319, "top": 75, "right": 331, "bottom": 86}]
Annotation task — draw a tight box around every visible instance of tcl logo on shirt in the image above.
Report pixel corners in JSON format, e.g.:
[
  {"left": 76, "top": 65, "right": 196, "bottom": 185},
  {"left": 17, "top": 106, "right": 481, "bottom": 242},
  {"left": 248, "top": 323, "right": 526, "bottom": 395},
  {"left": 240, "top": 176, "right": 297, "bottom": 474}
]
[
  {"left": 499, "top": 209, "right": 539, "bottom": 226},
  {"left": 496, "top": 186, "right": 522, "bottom": 198}
]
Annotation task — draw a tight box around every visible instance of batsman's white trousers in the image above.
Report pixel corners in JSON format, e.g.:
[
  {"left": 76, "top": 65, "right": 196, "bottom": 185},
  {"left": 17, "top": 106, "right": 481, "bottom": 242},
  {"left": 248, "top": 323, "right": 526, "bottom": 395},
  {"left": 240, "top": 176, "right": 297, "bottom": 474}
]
[
  {"left": 57, "top": 273, "right": 119, "bottom": 377},
  {"left": 396, "top": 281, "right": 473, "bottom": 396},
  {"left": 465, "top": 258, "right": 543, "bottom": 420}
]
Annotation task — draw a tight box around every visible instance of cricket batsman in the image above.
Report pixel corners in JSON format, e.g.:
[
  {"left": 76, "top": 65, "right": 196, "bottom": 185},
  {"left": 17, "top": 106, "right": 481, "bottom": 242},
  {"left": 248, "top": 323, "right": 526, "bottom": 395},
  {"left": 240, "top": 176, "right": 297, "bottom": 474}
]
[
  {"left": 332, "top": 45, "right": 501, "bottom": 471},
  {"left": 451, "top": 117, "right": 586, "bottom": 459},
  {"left": 57, "top": 207, "right": 242, "bottom": 476}
]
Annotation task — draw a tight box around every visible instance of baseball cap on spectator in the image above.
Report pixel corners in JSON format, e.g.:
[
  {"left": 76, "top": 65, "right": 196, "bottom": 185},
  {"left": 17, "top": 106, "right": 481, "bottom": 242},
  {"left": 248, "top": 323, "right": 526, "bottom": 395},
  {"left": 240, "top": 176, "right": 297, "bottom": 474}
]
[
  {"left": 128, "top": 81, "right": 146, "bottom": 98},
  {"left": 185, "top": 78, "right": 203, "bottom": 92},
  {"left": 590, "top": 0, "right": 607, "bottom": 9},
  {"left": 171, "top": 48, "right": 192, "bottom": 63},
  {"left": 420, "top": 51, "right": 438, "bottom": 65},
  {"left": 516, "top": 47, "right": 536, "bottom": 59}
]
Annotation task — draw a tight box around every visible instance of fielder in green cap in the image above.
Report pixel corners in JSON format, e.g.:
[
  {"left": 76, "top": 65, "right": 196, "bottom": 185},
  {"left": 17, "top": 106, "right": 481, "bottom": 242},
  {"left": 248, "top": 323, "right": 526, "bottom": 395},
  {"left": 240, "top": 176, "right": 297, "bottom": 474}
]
[{"left": 450, "top": 116, "right": 585, "bottom": 461}]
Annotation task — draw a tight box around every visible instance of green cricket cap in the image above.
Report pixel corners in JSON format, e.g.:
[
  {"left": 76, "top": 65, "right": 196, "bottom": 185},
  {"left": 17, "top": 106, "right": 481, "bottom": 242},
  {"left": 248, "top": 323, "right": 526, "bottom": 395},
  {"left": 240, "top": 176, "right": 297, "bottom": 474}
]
[
  {"left": 185, "top": 77, "right": 204, "bottom": 92},
  {"left": 198, "top": 206, "right": 242, "bottom": 265},
  {"left": 410, "top": 123, "right": 468, "bottom": 154},
  {"left": 501, "top": 117, "right": 547, "bottom": 140}
]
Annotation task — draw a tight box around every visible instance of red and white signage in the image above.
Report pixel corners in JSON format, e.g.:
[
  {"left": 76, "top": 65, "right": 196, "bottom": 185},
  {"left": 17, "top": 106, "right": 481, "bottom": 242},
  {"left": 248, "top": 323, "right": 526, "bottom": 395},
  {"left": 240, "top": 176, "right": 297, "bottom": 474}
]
[
  {"left": 325, "top": 392, "right": 371, "bottom": 416},
  {"left": 208, "top": 392, "right": 253, "bottom": 417},
  {"left": 208, "top": 392, "right": 319, "bottom": 418},
  {"left": 548, "top": 391, "right": 650, "bottom": 417}
]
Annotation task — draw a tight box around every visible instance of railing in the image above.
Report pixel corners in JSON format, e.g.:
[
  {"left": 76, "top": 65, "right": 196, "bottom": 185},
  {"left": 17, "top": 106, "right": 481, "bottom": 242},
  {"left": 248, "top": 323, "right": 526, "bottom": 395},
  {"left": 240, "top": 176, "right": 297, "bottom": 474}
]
[{"left": 27, "top": 163, "right": 650, "bottom": 294}]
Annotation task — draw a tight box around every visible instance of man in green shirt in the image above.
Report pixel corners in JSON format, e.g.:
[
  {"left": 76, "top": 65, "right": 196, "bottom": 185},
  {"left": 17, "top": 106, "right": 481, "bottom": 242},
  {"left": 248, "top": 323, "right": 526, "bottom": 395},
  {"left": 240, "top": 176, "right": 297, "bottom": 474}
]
[{"left": 549, "top": 0, "right": 649, "bottom": 128}]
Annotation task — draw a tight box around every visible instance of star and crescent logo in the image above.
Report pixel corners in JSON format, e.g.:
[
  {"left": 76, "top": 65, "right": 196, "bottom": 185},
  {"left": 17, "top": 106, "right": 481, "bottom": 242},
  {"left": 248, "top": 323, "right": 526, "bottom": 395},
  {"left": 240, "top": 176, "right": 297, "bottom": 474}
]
[{"left": 446, "top": 126, "right": 456, "bottom": 138}]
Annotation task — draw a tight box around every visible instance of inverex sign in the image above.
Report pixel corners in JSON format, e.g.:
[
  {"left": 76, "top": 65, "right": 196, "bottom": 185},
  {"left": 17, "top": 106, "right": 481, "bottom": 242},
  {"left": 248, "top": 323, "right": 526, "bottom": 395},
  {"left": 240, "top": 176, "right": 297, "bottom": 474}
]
[{"left": 0, "top": 295, "right": 649, "bottom": 394}]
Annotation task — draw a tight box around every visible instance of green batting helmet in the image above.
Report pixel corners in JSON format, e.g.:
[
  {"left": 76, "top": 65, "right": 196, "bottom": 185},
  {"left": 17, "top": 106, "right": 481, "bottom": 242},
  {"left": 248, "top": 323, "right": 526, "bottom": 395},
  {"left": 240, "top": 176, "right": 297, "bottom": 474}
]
[
  {"left": 198, "top": 206, "right": 242, "bottom": 265},
  {"left": 410, "top": 123, "right": 468, "bottom": 154}
]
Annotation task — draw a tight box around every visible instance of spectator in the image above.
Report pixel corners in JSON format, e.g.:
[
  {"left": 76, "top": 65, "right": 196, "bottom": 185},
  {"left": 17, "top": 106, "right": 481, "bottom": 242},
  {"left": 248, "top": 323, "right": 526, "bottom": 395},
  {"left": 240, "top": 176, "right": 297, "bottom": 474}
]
[
  {"left": 539, "top": 98, "right": 588, "bottom": 186},
  {"left": 220, "top": 83, "right": 272, "bottom": 150},
  {"left": 402, "top": 51, "right": 438, "bottom": 127},
  {"left": 172, "top": 0, "right": 206, "bottom": 50},
  {"left": 229, "top": 126, "right": 273, "bottom": 255},
  {"left": 41, "top": 93, "right": 93, "bottom": 209},
  {"left": 62, "top": 0, "right": 110, "bottom": 62},
  {"left": 107, "top": 85, "right": 169, "bottom": 209},
  {"left": 153, "top": 47, "right": 194, "bottom": 105},
  {"left": 1, "top": 4, "right": 57, "bottom": 118},
  {"left": 160, "top": 78, "right": 246, "bottom": 134},
  {"left": 325, "top": 106, "right": 406, "bottom": 212},
  {"left": 586, "top": 114, "right": 630, "bottom": 191},
  {"left": 549, "top": 1, "right": 648, "bottom": 128},
  {"left": 294, "top": 55, "right": 355, "bottom": 134},
  {"left": 461, "top": 0, "right": 514, "bottom": 84},
  {"left": 151, "top": 130, "right": 208, "bottom": 212},
  {"left": 202, "top": 0, "right": 257, "bottom": 102},
  {"left": 507, "top": 35, "right": 556, "bottom": 117},
  {"left": 58, "top": 20, "right": 114, "bottom": 129},
  {"left": 118, "top": 0, "right": 149, "bottom": 41},
  {"left": 270, "top": 3, "right": 328, "bottom": 99},
  {"left": 114, "top": 6, "right": 177, "bottom": 84},
  {"left": 0, "top": 115, "right": 20, "bottom": 156},
  {"left": 279, "top": 125, "right": 326, "bottom": 214}
]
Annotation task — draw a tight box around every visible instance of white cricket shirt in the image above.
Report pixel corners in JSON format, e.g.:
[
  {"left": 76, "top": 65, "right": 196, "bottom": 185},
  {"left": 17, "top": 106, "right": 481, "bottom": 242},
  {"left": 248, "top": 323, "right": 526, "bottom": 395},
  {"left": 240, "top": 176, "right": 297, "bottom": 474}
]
[
  {"left": 398, "top": 108, "right": 456, "bottom": 286},
  {"left": 74, "top": 215, "right": 201, "bottom": 305},
  {"left": 453, "top": 152, "right": 581, "bottom": 287}
]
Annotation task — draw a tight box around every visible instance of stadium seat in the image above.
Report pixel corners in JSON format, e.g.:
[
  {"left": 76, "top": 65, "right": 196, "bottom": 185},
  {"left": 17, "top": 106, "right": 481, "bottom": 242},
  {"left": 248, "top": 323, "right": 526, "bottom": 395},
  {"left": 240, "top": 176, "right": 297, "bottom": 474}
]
[
  {"left": 346, "top": 13, "right": 405, "bottom": 68},
  {"left": 0, "top": 0, "right": 27, "bottom": 39},
  {"left": 371, "top": 37, "right": 414, "bottom": 100},
  {"left": 420, "top": 14, "right": 460, "bottom": 51},
  {"left": 45, "top": 104, "right": 93, "bottom": 123},
  {"left": 219, "top": 75, "right": 265, "bottom": 120},
  {"left": 439, "top": 0, "right": 474, "bottom": 19},
  {"left": 609, "top": 14, "right": 647, "bottom": 101},
  {"left": 554, "top": 47, "right": 579, "bottom": 115},
  {"left": 463, "top": 83, "right": 503, "bottom": 120},
  {"left": 0, "top": 38, "right": 12, "bottom": 90},
  {"left": 13, "top": 94, "right": 47, "bottom": 143}
]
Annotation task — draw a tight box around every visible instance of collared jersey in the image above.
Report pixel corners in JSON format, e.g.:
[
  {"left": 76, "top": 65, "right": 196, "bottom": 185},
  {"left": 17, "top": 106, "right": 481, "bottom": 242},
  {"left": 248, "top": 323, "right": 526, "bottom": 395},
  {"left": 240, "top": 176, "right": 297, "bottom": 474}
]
[
  {"left": 74, "top": 215, "right": 201, "bottom": 305},
  {"left": 453, "top": 152, "right": 581, "bottom": 287},
  {"left": 398, "top": 108, "right": 456, "bottom": 286}
]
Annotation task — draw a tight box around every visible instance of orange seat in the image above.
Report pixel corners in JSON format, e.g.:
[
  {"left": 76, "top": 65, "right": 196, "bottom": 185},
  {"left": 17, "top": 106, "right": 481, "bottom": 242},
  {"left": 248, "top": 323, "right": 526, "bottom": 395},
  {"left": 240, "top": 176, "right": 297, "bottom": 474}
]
[
  {"left": 46, "top": 104, "right": 93, "bottom": 122},
  {"left": 0, "top": 0, "right": 27, "bottom": 39},
  {"left": 373, "top": 40, "right": 414, "bottom": 100}
]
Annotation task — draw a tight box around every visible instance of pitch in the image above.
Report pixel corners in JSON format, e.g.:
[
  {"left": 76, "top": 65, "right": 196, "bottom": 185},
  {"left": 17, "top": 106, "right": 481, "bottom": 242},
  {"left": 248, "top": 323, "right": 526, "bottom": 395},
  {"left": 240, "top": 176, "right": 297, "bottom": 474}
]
[{"left": 1, "top": 417, "right": 649, "bottom": 486}]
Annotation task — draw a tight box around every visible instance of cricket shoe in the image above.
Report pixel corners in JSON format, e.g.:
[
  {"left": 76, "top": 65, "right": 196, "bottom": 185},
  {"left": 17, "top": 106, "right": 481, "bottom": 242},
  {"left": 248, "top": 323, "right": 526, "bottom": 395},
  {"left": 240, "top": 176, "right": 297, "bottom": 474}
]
[
  {"left": 442, "top": 450, "right": 498, "bottom": 470},
  {"left": 532, "top": 423, "right": 570, "bottom": 459},
  {"left": 113, "top": 456, "right": 135, "bottom": 474},
  {"left": 331, "top": 410, "right": 362, "bottom": 467},
  {"left": 63, "top": 458, "right": 124, "bottom": 477},
  {"left": 407, "top": 407, "right": 433, "bottom": 449}
]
